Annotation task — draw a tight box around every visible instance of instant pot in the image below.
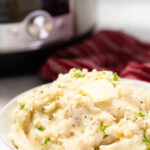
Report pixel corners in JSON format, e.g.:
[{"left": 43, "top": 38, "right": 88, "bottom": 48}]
[{"left": 0, "top": 0, "right": 97, "bottom": 75}]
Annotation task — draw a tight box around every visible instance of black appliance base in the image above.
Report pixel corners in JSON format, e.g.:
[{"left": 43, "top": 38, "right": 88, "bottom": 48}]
[{"left": 0, "top": 30, "right": 93, "bottom": 77}]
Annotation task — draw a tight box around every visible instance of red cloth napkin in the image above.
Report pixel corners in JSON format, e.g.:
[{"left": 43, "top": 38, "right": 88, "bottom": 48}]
[{"left": 39, "top": 30, "right": 150, "bottom": 82}]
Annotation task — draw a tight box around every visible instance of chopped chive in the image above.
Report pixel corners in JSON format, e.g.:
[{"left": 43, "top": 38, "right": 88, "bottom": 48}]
[
  {"left": 101, "top": 125, "right": 108, "bottom": 132},
  {"left": 72, "top": 124, "right": 75, "bottom": 127},
  {"left": 11, "top": 139, "right": 18, "bottom": 149},
  {"left": 81, "top": 129, "right": 84, "bottom": 133},
  {"left": 139, "top": 112, "right": 145, "bottom": 118},
  {"left": 41, "top": 138, "right": 51, "bottom": 146},
  {"left": 112, "top": 82, "right": 116, "bottom": 87},
  {"left": 133, "top": 116, "right": 138, "bottom": 122},
  {"left": 142, "top": 128, "right": 150, "bottom": 144},
  {"left": 11, "top": 139, "right": 15, "bottom": 145},
  {"left": 74, "top": 72, "right": 85, "bottom": 78},
  {"left": 20, "top": 104, "right": 25, "bottom": 110},
  {"left": 103, "top": 134, "right": 109, "bottom": 139},
  {"left": 57, "top": 97, "right": 60, "bottom": 101},
  {"left": 90, "top": 117, "right": 93, "bottom": 121},
  {"left": 113, "top": 72, "right": 119, "bottom": 81},
  {"left": 38, "top": 126, "right": 45, "bottom": 131},
  {"left": 102, "top": 69, "right": 106, "bottom": 75},
  {"left": 140, "top": 101, "right": 144, "bottom": 104},
  {"left": 94, "top": 147, "right": 99, "bottom": 150},
  {"left": 72, "top": 68, "right": 77, "bottom": 72}
]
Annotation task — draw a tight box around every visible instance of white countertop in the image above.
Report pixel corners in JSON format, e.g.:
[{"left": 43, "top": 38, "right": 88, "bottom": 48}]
[{"left": 0, "top": 75, "right": 43, "bottom": 110}]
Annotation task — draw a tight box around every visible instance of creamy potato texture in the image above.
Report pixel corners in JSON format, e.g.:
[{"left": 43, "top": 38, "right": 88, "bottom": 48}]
[{"left": 10, "top": 69, "right": 150, "bottom": 150}]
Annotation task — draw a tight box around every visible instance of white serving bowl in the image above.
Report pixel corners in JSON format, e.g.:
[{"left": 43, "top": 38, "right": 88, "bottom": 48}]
[
  {"left": 0, "top": 79, "right": 150, "bottom": 150},
  {"left": 0, "top": 83, "right": 50, "bottom": 150}
]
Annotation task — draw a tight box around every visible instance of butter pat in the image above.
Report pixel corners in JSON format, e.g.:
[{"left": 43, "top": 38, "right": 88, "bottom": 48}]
[{"left": 80, "top": 79, "right": 118, "bottom": 102}]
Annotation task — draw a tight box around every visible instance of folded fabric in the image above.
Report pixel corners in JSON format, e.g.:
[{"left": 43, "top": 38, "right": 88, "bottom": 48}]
[{"left": 39, "top": 30, "right": 150, "bottom": 82}]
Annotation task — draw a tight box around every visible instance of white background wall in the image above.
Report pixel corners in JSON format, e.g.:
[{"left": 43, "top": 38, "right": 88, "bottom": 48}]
[{"left": 97, "top": 0, "right": 150, "bottom": 42}]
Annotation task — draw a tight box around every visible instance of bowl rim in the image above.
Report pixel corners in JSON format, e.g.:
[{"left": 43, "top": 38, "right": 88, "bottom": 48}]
[
  {"left": 0, "top": 82, "right": 51, "bottom": 150},
  {"left": 0, "top": 78, "right": 150, "bottom": 149}
]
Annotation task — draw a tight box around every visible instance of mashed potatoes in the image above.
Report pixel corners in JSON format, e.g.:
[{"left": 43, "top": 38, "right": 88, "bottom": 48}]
[{"left": 10, "top": 69, "right": 150, "bottom": 150}]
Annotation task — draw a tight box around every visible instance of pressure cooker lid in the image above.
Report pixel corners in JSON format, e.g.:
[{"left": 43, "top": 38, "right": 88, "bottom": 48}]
[{"left": 0, "top": 0, "right": 69, "bottom": 23}]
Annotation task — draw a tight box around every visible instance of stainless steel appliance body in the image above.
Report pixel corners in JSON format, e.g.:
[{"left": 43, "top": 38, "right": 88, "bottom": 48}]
[{"left": 0, "top": 0, "right": 97, "bottom": 53}]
